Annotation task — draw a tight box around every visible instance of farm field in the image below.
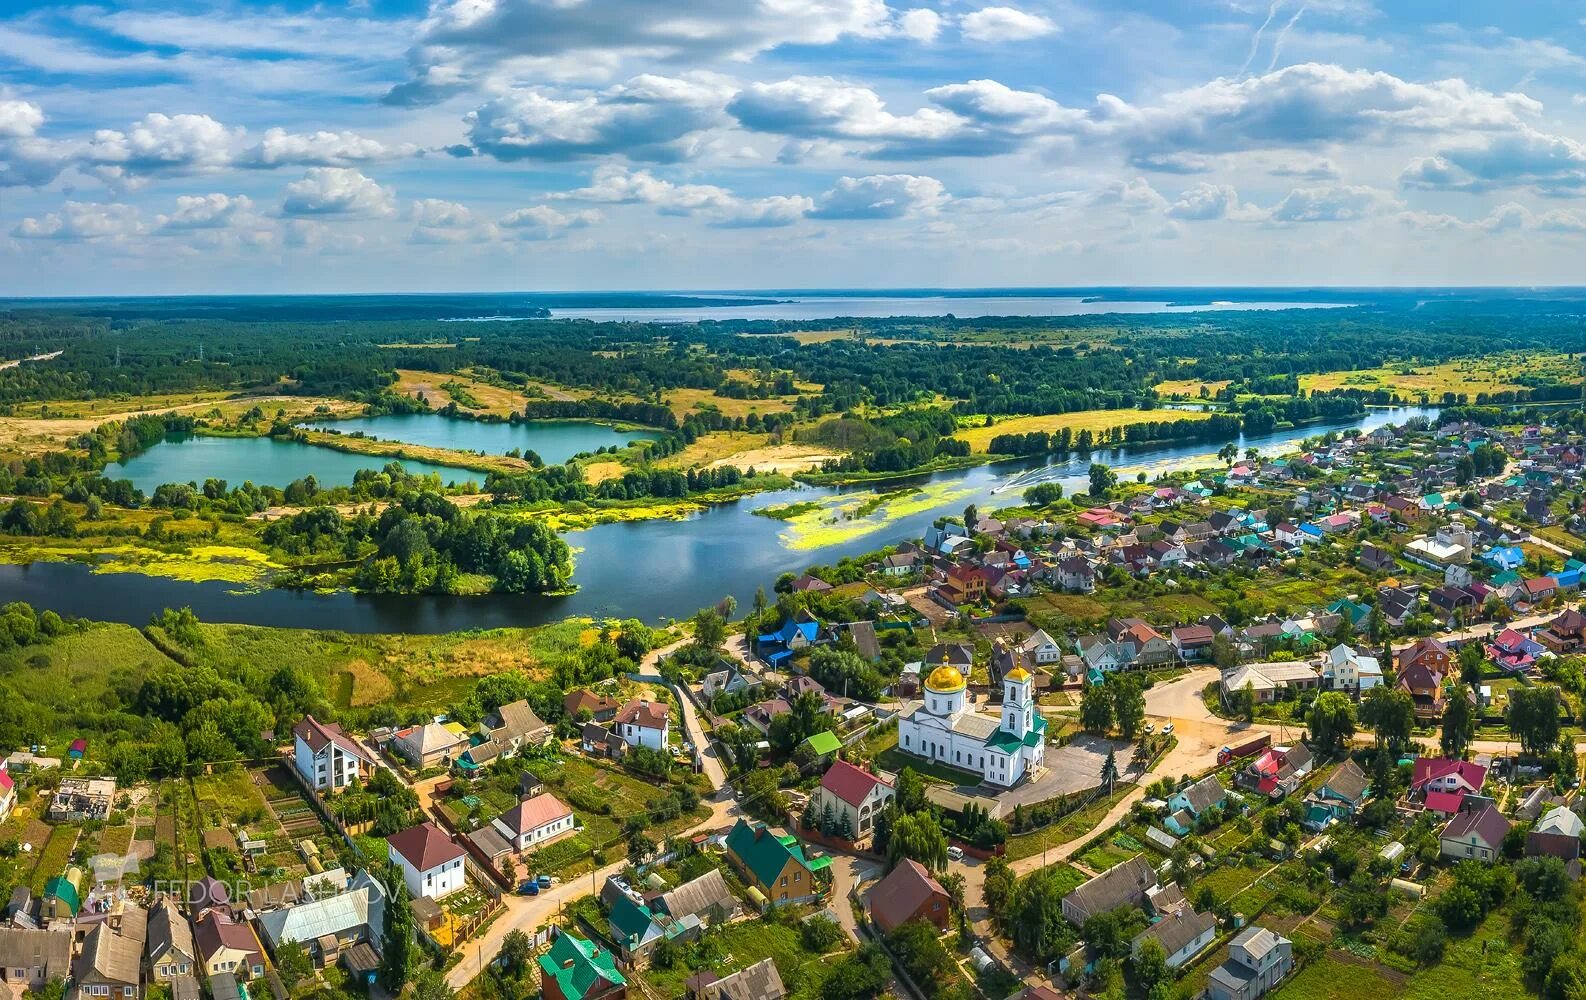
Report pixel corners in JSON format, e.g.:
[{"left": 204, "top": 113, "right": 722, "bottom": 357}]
[
  {"left": 955, "top": 408, "right": 1212, "bottom": 453},
  {"left": 664, "top": 386, "right": 799, "bottom": 419},
  {"left": 1297, "top": 352, "right": 1580, "bottom": 398}
]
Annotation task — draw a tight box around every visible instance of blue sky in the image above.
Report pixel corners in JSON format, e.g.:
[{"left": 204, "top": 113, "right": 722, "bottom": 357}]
[{"left": 5, "top": 1, "right": 1586, "bottom": 293}]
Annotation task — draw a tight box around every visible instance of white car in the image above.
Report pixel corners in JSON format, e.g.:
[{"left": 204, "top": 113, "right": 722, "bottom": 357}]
[
  {"left": 946, "top": 845, "right": 964, "bottom": 862},
  {"left": 1162, "top": 723, "right": 1175, "bottom": 735},
  {"left": 1143, "top": 724, "right": 1155, "bottom": 734}
]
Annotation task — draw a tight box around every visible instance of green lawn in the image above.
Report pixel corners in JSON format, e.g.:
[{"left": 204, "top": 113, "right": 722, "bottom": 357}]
[
  {"left": 30, "top": 825, "right": 79, "bottom": 895},
  {"left": 1005, "top": 789, "right": 1134, "bottom": 862},
  {"left": 636, "top": 915, "right": 848, "bottom": 1000},
  {"left": 874, "top": 747, "right": 983, "bottom": 786}
]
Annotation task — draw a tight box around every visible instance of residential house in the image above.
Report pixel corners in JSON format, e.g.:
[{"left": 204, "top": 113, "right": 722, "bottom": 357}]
[
  {"left": 1208, "top": 926, "right": 1294, "bottom": 1000},
  {"left": 1171, "top": 625, "right": 1216, "bottom": 662},
  {"left": 256, "top": 870, "right": 385, "bottom": 968},
  {"left": 1131, "top": 907, "right": 1216, "bottom": 970},
  {"left": 614, "top": 700, "right": 670, "bottom": 751},
  {"left": 580, "top": 722, "right": 628, "bottom": 760},
  {"left": 0, "top": 928, "right": 71, "bottom": 991},
  {"left": 70, "top": 908, "right": 145, "bottom": 1000},
  {"left": 0, "top": 771, "right": 14, "bottom": 824},
  {"left": 652, "top": 869, "right": 737, "bottom": 927},
  {"left": 1019, "top": 629, "right": 1064, "bottom": 665},
  {"left": 392, "top": 722, "right": 466, "bottom": 770},
  {"left": 756, "top": 615, "right": 822, "bottom": 667},
  {"left": 880, "top": 551, "right": 919, "bottom": 576},
  {"left": 724, "top": 820, "right": 822, "bottom": 907},
  {"left": 1076, "top": 635, "right": 1137, "bottom": 674},
  {"left": 1236, "top": 744, "right": 1314, "bottom": 800},
  {"left": 1412, "top": 757, "right": 1488, "bottom": 815},
  {"left": 564, "top": 690, "right": 620, "bottom": 723},
  {"left": 1107, "top": 619, "right": 1176, "bottom": 667},
  {"left": 1061, "top": 856, "right": 1158, "bottom": 926},
  {"left": 1523, "top": 576, "right": 1559, "bottom": 605},
  {"left": 1165, "top": 776, "right": 1231, "bottom": 835},
  {"left": 742, "top": 698, "right": 790, "bottom": 736},
  {"left": 538, "top": 933, "right": 627, "bottom": 1000},
  {"left": 1320, "top": 645, "right": 1382, "bottom": 691},
  {"left": 940, "top": 564, "right": 990, "bottom": 605},
  {"left": 386, "top": 822, "right": 467, "bottom": 901},
  {"left": 1526, "top": 805, "right": 1583, "bottom": 861},
  {"left": 1055, "top": 557, "right": 1096, "bottom": 593},
  {"left": 478, "top": 700, "right": 552, "bottom": 754},
  {"left": 1220, "top": 662, "right": 1321, "bottom": 703},
  {"left": 701, "top": 667, "right": 752, "bottom": 700},
  {"left": 1303, "top": 760, "right": 1371, "bottom": 830},
  {"left": 192, "top": 910, "right": 265, "bottom": 982},
  {"left": 807, "top": 760, "right": 893, "bottom": 843},
  {"left": 868, "top": 859, "right": 950, "bottom": 934},
  {"left": 925, "top": 642, "right": 975, "bottom": 674},
  {"left": 791, "top": 573, "right": 832, "bottom": 593},
  {"left": 293, "top": 716, "right": 374, "bottom": 792},
  {"left": 689, "top": 958, "right": 786, "bottom": 1000},
  {"left": 146, "top": 898, "right": 197, "bottom": 984},
  {"left": 1538, "top": 608, "right": 1586, "bottom": 654},
  {"left": 1439, "top": 804, "right": 1509, "bottom": 863},
  {"left": 492, "top": 793, "right": 576, "bottom": 853},
  {"left": 1358, "top": 542, "right": 1397, "bottom": 572},
  {"left": 1398, "top": 639, "right": 1451, "bottom": 718},
  {"left": 1488, "top": 628, "right": 1545, "bottom": 673}
]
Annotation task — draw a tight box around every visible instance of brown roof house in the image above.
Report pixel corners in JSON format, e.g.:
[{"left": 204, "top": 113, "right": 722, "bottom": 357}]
[
  {"left": 614, "top": 700, "right": 670, "bottom": 751},
  {"left": 869, "top": 859, "right": 950, "bottom": 934},
  {"left": 1439, "top": 804, "right": 1510, "bottom": 863},
  {"left": 491, "top": 792, "right": 576, "bottom": 853},
  {"left": 478, "top": 699, "right": 552, "bottom": 754},
  {"left": 193, "top": 910, "right": 265, "bottom": 982},
  {"left": 564, "top": 689, "right": 620, "bottom": 723},
  {"left": 70, "top": 908, "right": 146, "bottom": 1000}
]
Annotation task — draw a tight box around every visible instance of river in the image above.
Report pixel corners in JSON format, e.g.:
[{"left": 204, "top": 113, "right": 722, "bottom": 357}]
[
  {"left": 542, "top": 295, "right": 1352, "bottom": 322},
  {"left": 0, "top": 405, "right": 1434, "bottom": 632}
]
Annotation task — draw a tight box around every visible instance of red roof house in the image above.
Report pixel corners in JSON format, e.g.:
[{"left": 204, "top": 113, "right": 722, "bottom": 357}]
[{"left": 869, "top": 859, "right": 950, "bottom": 933}]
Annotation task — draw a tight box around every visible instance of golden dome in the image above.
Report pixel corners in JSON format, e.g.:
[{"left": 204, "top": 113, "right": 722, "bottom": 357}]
[
  {"left": 925, "top": 666, "right": 967, "bottom": 693},
  {"left": 1005, "top": 667, "right": 1032, "bottom": 683}
]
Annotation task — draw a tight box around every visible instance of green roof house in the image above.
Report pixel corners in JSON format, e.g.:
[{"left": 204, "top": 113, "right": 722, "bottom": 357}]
[
  {"left": 726, "top": 819, "right": 822, "bottom": 907},
  {"left": 42, "top": 875, "right": 80, "bottom": 919},
  {"left": 538, "top": 932, "right": 625, "bottom": 1000}
]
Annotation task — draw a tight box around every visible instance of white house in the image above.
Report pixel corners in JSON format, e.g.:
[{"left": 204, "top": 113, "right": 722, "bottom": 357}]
[
  {"left": 1439, "top": 804, "right": 1509, "bottom": 863},
  {"left": 1320, "top": 645, "right": 1383, "bottom": 692},
  {"left": 1209, "top": 926, "right": 1294, "bottom": 1000},
  {"left": 1132, "top": 907, "right": 1216, "bottom": 969},
  {"left": 0, "top": 769, "right": 14, "bottom": 823},
  {"left": 808, "top": 759, "right": 894, "bottom": 842},
  {"left": 386, "top": 822, "right": 466, "bottom": 900},
  {"left": 491, "top": 792, "right": 576, "bottom": 853},
  {"left": 1054, "top": 557, "right": 1097, "bottom": 593},
  {"left": 614, "top": 699, "right": 670, "bottom": 750},
  {"left": 293, "top": 716, "right": 374, "bottom": 792},
  {"left": 897, "top": 666, "right": 1045, "bottom": 787},
  {"left": 1018, "top": 629, "right": 1063, "bottom": 666}
]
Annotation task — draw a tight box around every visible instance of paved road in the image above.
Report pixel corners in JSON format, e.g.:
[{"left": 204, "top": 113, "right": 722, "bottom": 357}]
[
  {"left": 445, "top": 794, "right": 742, "bottom": 990},
  {"left": 641, "top": 638, "right": 730, "bottom": 789}
]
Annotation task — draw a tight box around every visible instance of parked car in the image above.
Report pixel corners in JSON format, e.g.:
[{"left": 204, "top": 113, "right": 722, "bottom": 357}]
[
  {"left": 520, "top": 881, "right": 539, "bottom": 896},
  {"left": 947, "top": 846, "right": 964, "bottom": 862},
  {"left": 1162, "top": 723, "right": 1175, "bottom": 735}
]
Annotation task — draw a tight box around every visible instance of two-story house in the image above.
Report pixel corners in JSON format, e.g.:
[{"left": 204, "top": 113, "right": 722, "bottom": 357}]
[
  {"left": 387, "top": 821, "right": 467, "bottom": 900},
  {"left": 614, "top": 700, "right": 669, "bottom": 750},
  {"left": 293, "top": 716, "right": 374, "bottom": 792},
  {"left": 725, "top": 820, "right": 821, "bottom": 907},
  {"left": 1208, "top": 926, "right": 1293, "bottom": 1000},
  {"left": 807, "top": 760, "right": 894, "bottom": 844}
]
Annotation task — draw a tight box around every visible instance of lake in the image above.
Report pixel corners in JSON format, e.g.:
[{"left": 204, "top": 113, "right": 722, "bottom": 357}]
[
  {"left": 101, "top": 434, "right": 483, "bottom": 494},
  {"left": 544, "top": 295, "right": 1354, "bottom": 322},
  {"left": 11, "top": 406, "right": 1434, "bottom": 632},
  {"left": 304, "top": 415, "right": 665, "bottom": 465}
]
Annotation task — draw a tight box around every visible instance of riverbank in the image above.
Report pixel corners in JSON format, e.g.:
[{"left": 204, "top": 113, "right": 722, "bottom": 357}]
[{"left": 294, "top": 427, "right": 531, "bottom": 477}]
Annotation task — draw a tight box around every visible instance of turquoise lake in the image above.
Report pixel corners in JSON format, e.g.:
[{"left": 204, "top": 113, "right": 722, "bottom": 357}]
[{"left": 304, "top": 414, "right": 665, "bottom": 464}]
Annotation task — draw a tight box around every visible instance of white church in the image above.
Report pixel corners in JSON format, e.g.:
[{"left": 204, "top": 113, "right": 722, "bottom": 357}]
[{"left": 897, "top": 664, "right": 1046, "bottom": 787}]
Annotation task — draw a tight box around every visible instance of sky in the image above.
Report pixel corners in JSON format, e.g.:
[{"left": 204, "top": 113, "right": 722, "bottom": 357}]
[{"left": 6, "top": 1, "right": 1586, "bottom": 294}]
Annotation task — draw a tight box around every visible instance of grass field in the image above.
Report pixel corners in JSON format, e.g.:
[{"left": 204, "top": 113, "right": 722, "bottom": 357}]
[
  {"left": 663, "top": 387, "right": 799, "bottom": 420},
  {"left": 637, "top": 914, "right": 847, "bottom": 1000},
  {"left": 392, "top": 369, "right": 533, "bottom": 417},
  {"left": 1005, "top": 790, "right": 1135, "bottom": 862},
  {"left": 1298, "top": 352, "right": 1580, "bottom": 399},
  {"left": 1155, "top": 378, "right": 1233, "bottom": 398},
  {"left": 0, "top": 393, "right": 360, "bottom": 457},
  {"left": 654, "top": 429, "right": 841, "bottom": 472},
  {"left": 955, "top": 408, "right": 1212, "bottom": 454}
]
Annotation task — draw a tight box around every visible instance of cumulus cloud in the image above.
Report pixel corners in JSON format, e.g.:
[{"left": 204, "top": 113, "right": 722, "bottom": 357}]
[
  {"left": 239, "top": 128, "right": 413, "bottom": 168},
  {"left": 1166, "top": 183, "right": 1240, "bottom": 220},
  {"left": 959, "top": 6, "right": 1057, "bottom": 42},
  {"left": 556, "top": 165, "right": 813, "bottom": 228},
  {"left": 386, "top": 0, "right": 894, "bottom": 106},
  {"left": 1400, "top": 127, "right": 1586, "bottom": 194},
  {"left": 1089, "top": 177, "right": 1167, "bottom": 213},
  {"left": 497, "top": 204, "right": 600, "bottom": 240},
  {"left": 12, "top": 201, "right": 143, "bottom": 241},
  {"left": 281, "top": 167, "right": 396, "bottom": 217},
  {"left": 155, "top": 193, "right": 257, "bottom": 230},
  {"left": 809, "top": 173, "right": 947, "bottom": 219},
  {"left": 730, "top": 76, "right": 1075, "bottom": 157},
  {"left": 1266, "top": 183, "right": 1392, "bottom": 222},
  {"left": 1094, "top": 63, "right": 1540, "bottom": 158},
  {"left": 897, "top": 9, "right": 942, "bottom": 42},
  {"left": 84, "top": 113, "right": 239, "bottom": 183},
  {"left": 464, "top": 74, "right": 730, "bottom": 162},
  {"left": 0, "top": 99, "right": 43, "bottom": 138}
]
